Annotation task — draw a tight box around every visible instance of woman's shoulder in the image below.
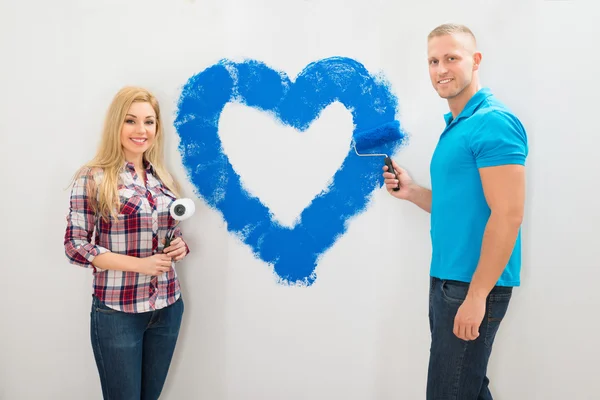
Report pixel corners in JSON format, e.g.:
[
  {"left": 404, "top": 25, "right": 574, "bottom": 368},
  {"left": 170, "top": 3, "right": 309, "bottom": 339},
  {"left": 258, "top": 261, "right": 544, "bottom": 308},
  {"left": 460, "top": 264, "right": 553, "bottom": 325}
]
[
  {"left": 77, "top": 165, "right": 104, "bottom": 177},
  {"left": 72, "top": 165, "right": 106, "bottom": 188}
]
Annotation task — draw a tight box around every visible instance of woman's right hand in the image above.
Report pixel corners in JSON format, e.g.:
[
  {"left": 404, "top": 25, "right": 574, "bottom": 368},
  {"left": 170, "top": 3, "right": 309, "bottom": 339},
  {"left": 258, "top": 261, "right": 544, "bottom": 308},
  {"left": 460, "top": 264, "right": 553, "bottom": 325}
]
[{"left": 137, "top": 254, "right": 173, "bottom": 276}]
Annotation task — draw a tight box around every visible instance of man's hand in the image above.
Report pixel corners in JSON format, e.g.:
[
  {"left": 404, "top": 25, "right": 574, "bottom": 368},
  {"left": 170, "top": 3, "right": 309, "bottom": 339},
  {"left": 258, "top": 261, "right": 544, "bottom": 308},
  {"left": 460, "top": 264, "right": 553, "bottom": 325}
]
[
  {"left": 382, "top": 159, "right": 416, "bottom": 200},
  {"left": 453, "top": 294, "right": 486, "bottom": 341},
  {"left": 382, "top": 159, "right": 433, "bottom": 213}
]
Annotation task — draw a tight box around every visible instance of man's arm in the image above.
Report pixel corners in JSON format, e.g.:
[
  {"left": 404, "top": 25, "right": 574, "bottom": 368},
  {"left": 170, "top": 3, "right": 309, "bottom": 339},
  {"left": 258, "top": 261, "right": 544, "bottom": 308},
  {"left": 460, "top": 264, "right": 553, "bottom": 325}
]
[
  {"left": 407, "top": 185, "right": 432, "bottom": 213},
  {"left": 468, "top": 164, "right": 525, "bottom": 298},
  {"left": 453, "top": 163, "right": 525, "bottom": 341}
]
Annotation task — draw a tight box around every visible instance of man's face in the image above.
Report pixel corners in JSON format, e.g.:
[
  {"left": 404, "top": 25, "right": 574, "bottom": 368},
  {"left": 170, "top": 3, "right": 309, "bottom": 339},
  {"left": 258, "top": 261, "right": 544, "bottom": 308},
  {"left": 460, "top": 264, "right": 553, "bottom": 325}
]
[{"left": 427, "top": 33, "right": 480, "bottom": 99}]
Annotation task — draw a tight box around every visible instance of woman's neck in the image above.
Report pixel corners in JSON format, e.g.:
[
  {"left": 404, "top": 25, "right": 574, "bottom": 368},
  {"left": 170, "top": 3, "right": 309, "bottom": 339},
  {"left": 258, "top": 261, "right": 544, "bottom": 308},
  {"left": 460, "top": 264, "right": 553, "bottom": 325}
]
[{"left": 125, "top": 154, "right": 145, "bottom": 171}]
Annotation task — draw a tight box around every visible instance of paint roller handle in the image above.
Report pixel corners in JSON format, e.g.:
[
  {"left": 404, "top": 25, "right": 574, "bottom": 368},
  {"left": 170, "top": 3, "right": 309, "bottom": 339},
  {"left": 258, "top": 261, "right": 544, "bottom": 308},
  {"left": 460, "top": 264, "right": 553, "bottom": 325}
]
[
  {"left": 164, "top": 228, "right": 175, "bottom": 248},
  {"left": 384, "top": 157, "right": 400, "bottom": 191}
]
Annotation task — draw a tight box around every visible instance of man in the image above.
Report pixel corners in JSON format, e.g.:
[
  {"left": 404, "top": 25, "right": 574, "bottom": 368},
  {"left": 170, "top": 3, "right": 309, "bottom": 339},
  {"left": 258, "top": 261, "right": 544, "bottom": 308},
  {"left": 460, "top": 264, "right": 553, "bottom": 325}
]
[{"left": 383, "top": 24, "right": 528, "bottom": 399}]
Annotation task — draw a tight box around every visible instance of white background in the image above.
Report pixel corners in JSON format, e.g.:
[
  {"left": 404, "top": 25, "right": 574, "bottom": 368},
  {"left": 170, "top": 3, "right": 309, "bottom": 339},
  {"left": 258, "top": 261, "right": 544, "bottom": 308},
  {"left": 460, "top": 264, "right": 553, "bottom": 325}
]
[{"left": 1, "top": 0, "right": 598, "bottom": 399}]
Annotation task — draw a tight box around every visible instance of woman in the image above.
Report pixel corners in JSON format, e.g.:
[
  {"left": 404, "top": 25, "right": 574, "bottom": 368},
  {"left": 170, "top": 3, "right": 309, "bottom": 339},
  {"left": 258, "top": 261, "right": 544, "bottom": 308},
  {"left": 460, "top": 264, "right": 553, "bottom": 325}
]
[{"left": 64, "top": 86, "right": 190, "bottom": 399}]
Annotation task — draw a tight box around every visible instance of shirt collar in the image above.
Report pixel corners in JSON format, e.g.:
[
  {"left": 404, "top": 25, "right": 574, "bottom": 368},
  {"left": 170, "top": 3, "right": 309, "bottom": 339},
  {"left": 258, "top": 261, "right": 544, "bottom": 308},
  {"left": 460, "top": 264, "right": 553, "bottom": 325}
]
[
  {"left": 123, "top": 159, "right": 155, "bottom": 174},
  {"left": 443, "top": 87, "right": 493, "bottom": 126}
]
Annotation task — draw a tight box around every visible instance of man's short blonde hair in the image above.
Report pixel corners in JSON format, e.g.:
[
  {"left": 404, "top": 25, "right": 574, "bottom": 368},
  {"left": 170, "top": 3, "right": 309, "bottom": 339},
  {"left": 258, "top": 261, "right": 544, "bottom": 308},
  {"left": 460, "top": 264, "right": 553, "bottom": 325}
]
[{"left": 428, "top": 23, "right": 477, "bottom": 45}]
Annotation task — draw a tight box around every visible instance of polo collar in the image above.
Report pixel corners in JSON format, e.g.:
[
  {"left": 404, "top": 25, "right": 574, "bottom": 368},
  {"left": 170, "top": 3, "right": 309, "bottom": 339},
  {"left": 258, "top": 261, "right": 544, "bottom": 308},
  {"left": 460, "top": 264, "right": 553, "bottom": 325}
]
[{"left": 443, "top": 87, "right": 493, "bottom": 126}]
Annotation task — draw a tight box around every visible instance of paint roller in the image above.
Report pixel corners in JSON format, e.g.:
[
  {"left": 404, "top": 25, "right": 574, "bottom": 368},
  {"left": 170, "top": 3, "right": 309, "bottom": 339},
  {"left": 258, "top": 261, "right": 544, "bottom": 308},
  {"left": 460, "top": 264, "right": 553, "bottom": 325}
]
[
  {"left": 164, "top": 198, "right": 195, "bottom": 248},
  {"left": 352, "top": 120, "right": 402, "bottom": 191}
]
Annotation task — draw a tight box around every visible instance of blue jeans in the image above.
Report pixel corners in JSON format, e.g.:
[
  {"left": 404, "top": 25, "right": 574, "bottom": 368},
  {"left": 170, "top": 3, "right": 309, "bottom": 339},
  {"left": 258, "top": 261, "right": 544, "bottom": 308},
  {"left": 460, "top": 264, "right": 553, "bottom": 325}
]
[
  {"left": 427, "top": 277, "right": 512, "bottom": 400},
  {"left": 90, "top": 295, "right": 184, "bottom": 400}
]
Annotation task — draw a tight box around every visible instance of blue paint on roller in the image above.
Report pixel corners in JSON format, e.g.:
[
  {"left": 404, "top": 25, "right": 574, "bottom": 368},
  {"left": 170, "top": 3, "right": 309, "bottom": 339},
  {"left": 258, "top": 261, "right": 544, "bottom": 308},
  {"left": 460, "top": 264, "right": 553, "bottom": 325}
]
[
  {"left": 353, "top": 120, "right": 405, "bottom": 191},
  {"left": 174, "top": 56, "right": 408, "bottom": 286},
  {"left": 354, "top": 120, "right": 403, "bottom": 154}
]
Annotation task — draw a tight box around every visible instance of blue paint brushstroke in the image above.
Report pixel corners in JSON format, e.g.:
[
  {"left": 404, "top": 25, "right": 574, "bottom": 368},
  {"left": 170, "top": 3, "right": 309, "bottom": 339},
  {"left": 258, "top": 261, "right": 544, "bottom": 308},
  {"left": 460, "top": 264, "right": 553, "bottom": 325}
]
[{"left": 174, "top": 57, "right": 408, "bottom": 286}]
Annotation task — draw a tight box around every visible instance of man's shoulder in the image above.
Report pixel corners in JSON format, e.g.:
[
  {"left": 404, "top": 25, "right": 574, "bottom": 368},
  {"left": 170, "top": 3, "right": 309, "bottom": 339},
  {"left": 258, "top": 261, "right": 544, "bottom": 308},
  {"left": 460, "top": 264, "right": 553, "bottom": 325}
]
[
  {"left": 467, "top": 95, "right": 529, "bottom": 159},
  {"left": 474, "top": 96, "right": 524, "bottom": 127}
]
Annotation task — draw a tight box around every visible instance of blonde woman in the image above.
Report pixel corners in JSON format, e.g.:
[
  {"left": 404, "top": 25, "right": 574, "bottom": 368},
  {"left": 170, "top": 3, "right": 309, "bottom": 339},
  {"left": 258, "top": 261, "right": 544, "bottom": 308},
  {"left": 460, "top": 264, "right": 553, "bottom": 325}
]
[{"left": 64, "top": 87, "right": 190, "bottom": 399}]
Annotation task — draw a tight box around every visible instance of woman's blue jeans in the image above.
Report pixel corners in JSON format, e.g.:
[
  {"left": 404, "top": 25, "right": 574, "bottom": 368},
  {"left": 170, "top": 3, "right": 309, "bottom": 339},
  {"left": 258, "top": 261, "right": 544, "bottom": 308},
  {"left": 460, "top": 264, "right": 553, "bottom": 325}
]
[{"left": 90, "top": 295, "right": 184, "bottom": 400}]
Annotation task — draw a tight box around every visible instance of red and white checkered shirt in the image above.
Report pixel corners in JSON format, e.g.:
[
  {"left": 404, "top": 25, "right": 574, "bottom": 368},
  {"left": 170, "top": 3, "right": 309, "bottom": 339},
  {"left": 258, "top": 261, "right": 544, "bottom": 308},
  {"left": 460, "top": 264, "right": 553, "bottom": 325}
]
[{"left": 64, "top": 161, "right": 188, "bottom": 313}]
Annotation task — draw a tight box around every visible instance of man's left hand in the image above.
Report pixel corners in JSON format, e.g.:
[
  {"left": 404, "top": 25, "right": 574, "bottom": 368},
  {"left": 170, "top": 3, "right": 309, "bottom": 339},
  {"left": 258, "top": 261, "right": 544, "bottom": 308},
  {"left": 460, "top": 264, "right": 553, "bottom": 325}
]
[{"left": 453, "top": 294, "right": 486, "bottom": 341}]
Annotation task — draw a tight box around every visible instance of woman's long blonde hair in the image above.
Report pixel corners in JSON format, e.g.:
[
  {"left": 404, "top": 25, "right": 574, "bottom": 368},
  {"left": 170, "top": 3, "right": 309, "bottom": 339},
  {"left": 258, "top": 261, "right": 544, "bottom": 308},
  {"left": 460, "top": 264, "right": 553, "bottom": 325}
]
[{"left": 72, "top": 86, "right": 181, "bottom": 220}]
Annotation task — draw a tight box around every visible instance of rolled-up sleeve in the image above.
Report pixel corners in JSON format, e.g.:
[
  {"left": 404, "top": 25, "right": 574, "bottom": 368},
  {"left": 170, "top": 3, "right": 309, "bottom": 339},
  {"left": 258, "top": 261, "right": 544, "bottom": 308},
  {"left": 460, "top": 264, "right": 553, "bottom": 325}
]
[{"left": 64, "top": 168, "right": 109, "bottom": 268}]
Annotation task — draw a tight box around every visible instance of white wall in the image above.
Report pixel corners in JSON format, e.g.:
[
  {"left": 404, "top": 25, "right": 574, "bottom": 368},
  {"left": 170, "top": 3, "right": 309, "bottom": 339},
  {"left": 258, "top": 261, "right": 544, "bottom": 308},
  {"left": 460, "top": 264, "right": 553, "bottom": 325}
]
[{"left": 1, "top": 0, "right": 599, "bottom": 399}]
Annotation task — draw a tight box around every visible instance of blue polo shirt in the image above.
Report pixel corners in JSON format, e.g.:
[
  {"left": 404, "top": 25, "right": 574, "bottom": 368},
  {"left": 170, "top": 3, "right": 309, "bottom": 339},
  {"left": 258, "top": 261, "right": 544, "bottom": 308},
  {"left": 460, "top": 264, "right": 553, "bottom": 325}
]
[{"left": 429, "top": 87, "right": 528, "bottom": 287}]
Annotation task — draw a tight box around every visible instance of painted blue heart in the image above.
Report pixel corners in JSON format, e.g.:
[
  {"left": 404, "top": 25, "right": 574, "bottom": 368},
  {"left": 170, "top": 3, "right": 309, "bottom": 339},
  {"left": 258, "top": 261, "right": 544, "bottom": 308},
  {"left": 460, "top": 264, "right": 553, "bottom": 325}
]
[{"left": 174, "top": 57, "right": 407, "bottom": 286}]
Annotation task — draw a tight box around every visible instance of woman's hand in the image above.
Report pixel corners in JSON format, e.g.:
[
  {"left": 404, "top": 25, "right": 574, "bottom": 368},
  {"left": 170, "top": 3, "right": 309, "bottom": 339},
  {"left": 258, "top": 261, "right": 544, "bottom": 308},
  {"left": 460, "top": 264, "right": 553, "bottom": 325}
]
[
  {"left": 163, "top": 237, "right": 189, "bottom": 261},
  {"left": 137, "top": 254, "right": 173, "bottom": 276}
]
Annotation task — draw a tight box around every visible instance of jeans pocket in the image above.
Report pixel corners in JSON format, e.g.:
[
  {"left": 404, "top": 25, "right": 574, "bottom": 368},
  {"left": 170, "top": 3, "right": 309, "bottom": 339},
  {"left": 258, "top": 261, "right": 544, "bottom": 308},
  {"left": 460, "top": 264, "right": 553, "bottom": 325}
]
[
  {"left": 484, "top": 291, "right": 512, "bottom": 347},
  {"left": 93, "top": 296, "right": 120, "bottom": 315},
  {"left": 440, "top": 279, "right": 469, "bottom": 304}
]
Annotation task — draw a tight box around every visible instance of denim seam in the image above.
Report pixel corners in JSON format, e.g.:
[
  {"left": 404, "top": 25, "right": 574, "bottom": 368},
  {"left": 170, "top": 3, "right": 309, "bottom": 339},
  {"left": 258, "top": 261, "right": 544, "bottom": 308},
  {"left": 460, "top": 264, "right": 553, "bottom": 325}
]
[
  {"left": 429, "top": 278, "right": 435, "bottom": 335},
  {"left": 489, "top": 293, "right": 512, "bottom": 302},
  {"left": 429, "top": 278, "right": 434, "bottom": 308},
  {"left": 451, "top": 340, "right": 469, "bottom": 400},
  {"left": 484, "top": 298, "right": 493, "bottom": 347},
  {"left": 484, "top": 294, "right": 511, "bottom": 347},
  {"left": 92, "top": 309, "right": 110, "bottom": 400}
]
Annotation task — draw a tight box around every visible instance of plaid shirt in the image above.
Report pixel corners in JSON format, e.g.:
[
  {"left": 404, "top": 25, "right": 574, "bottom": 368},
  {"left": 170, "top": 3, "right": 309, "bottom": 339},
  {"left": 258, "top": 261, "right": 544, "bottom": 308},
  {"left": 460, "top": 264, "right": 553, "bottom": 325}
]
[{"left": 64, "top": 161, "right": 188, "bottom": 313}]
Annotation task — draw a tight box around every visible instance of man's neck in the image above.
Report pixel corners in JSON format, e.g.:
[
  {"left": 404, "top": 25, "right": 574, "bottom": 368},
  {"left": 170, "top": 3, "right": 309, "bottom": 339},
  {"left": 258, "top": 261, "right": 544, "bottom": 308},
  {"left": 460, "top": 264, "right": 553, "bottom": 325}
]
[{"left": 448, "top": 82, "right": 481, "bottom": 118}]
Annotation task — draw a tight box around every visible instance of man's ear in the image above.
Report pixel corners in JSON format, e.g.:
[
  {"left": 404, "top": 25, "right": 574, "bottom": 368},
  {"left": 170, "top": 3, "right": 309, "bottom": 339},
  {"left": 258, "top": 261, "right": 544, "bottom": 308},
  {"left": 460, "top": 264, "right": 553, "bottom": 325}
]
[{"left": 473, "top": 52, "right": 482, "bottom": 71}]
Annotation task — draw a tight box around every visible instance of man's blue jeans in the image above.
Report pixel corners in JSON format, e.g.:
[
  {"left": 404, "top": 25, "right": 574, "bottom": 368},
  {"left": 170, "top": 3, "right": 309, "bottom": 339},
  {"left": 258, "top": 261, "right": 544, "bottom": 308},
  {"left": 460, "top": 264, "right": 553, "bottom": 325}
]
[
  {"left": 427, "top": 277, "right": 513, "bottom": 400},
  {"left": 90, "top": 295, "right": 184, "bottom": 400}
]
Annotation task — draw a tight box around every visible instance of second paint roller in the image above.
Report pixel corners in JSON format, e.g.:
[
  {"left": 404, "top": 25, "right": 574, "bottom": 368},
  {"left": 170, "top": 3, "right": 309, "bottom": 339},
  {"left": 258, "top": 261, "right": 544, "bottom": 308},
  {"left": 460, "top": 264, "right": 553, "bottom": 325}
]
[{"left": 352, "top": 120, "right": 402, "bottom": 191}]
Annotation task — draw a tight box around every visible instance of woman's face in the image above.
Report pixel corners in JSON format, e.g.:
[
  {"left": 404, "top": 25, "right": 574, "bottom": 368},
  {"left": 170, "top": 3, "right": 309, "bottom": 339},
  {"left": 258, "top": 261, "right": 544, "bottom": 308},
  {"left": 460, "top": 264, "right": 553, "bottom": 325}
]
[{"left": 120, "top": 101, "right": 157, "bottom": 162}]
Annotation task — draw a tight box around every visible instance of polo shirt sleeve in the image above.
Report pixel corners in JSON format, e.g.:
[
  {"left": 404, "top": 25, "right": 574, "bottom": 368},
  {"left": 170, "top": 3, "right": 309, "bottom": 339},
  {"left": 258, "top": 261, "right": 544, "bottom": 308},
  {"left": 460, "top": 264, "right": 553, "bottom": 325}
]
[{"left": 469, "top": 110, "right": 528, "bottom": 168}]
